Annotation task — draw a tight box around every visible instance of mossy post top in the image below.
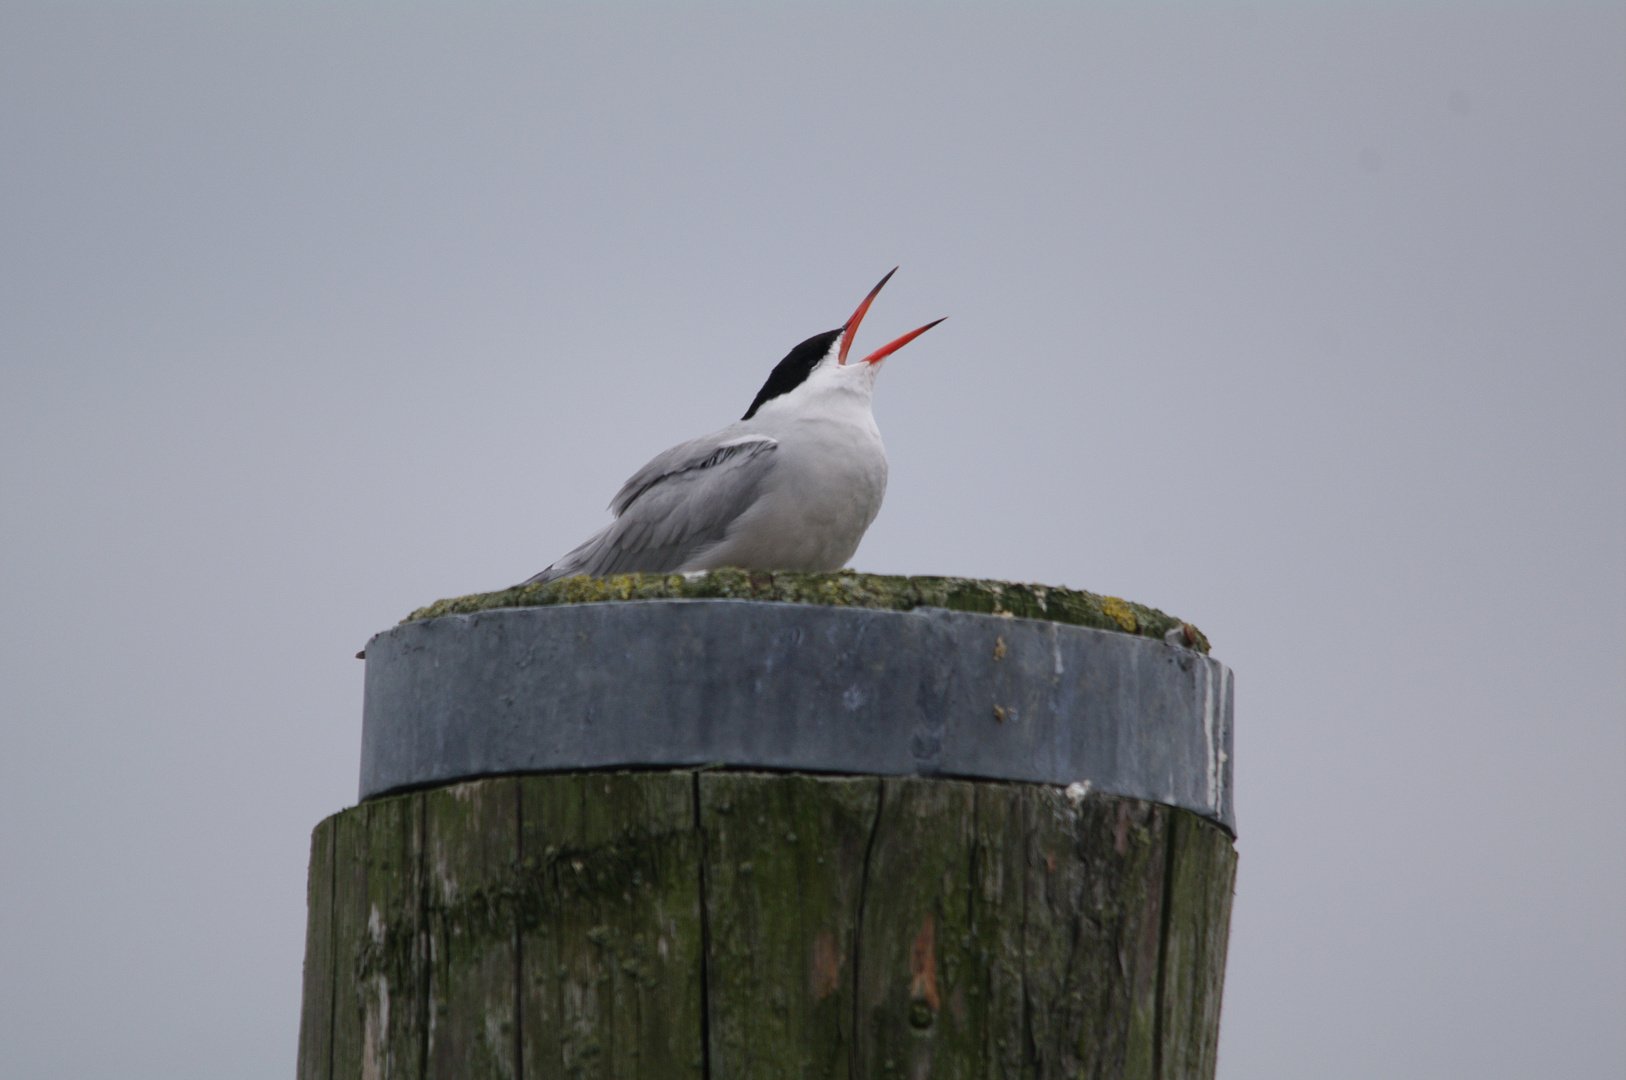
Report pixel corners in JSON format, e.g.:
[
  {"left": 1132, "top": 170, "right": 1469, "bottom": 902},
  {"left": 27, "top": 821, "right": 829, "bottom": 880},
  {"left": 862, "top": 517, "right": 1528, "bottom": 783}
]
[
  {"left": 362, "top": 571, "right": 1235, "bottom": 832},
  {"left": 403, "top": 569, "right": 1212, "bottom": 652}
]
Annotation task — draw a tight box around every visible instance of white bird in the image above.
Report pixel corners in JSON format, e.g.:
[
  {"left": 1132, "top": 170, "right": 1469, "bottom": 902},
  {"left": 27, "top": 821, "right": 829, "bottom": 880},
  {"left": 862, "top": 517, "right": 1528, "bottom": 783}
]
[{"left": 525, "top": 270, "right": 944, "bottom": 584}]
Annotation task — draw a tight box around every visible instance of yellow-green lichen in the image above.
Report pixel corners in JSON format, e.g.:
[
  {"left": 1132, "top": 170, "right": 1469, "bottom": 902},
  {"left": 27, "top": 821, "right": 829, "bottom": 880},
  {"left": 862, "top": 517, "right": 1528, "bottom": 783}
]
[
  {"left": 1097, "top": 596, "right": 1139, "bottom": 633},
  {"left": 403, "top": 569, "right": 1211, "bottom": 653}
]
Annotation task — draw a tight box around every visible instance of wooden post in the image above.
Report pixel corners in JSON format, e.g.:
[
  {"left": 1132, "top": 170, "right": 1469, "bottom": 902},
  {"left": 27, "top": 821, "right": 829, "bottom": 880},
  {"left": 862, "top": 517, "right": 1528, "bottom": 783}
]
[{"left": 298, "top": 573, "right": 1237, "bottom": 1080}]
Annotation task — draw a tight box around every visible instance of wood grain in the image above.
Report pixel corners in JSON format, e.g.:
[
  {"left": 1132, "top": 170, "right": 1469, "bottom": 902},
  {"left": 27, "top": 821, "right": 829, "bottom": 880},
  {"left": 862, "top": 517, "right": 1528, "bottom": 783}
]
[
  {"left": 515, "top": 771, "right": 705, "bottom": 1080},
  {"left": 699, "top": 771, "right": 880, "bottom": 1080},
  {"left": 1156, "top": 810, "right": 1239, "bottom": 1080},
  {"left": 296, "top": 771, "right": 1234, "bottom": 1080},
  {"left": 296, "top": 816, "right": 336, "bottom": 1080},
  {"left": 423, "top": 780, "right": 519, "bottom": 1080}
]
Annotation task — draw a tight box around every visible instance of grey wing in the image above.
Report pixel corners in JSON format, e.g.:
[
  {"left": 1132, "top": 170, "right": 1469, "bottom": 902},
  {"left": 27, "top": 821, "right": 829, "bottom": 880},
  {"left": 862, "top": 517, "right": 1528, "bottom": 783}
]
[{"left": 524, "top": 432, "right": 778, "bottom": 584}]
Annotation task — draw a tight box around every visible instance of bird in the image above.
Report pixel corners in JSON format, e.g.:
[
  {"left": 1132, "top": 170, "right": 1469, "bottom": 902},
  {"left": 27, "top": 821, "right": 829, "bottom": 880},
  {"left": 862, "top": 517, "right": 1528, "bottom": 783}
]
[{"left": 523, "top": 270, "right": 944, "bottom": 585}]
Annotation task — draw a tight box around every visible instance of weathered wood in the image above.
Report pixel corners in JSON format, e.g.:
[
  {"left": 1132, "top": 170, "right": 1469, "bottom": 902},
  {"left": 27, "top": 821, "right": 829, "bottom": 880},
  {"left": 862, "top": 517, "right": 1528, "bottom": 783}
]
[
  {"left": 1023, "top": 790, "right": 1169, "bottom": 1080},
  {"left": 297, "top": 771, "right": 1234, "bottom": 1080},
  {"left": 325, "top": 799, "right": 369, "bottom": 1078},
  {"left": 422, "top": 780, "right": 519, "bottom": 1079},
  {"left": 846, "top": 780, "right": 1180, "bottom": 1080},
  {"left": 699, "top": 772, "right": 880, "bottom": 1079},
  {"left": 973, "top": 780, "right": 1033, "bottom": 1079},
  {"left": 296, "top": 817, "right": 336, "bottom": 1080},
  {"left": 515, "top": 771, "right": 705, "bottom": 1080},
  {"left": 353, "top": 792, "right": 427, "bottom": 1080},
  {"left": 852, "top": 776, "right": 988, "bottom": 1079},
  {"left": 1155, "top": 810, "right": 1238, "bottom": 1080}
]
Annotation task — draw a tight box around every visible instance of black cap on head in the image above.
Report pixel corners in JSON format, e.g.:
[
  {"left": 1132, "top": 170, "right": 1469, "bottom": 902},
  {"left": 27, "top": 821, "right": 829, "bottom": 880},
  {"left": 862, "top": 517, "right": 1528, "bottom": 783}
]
[{"left": 741, "top": 328, "right": 844, "bottom": 420}]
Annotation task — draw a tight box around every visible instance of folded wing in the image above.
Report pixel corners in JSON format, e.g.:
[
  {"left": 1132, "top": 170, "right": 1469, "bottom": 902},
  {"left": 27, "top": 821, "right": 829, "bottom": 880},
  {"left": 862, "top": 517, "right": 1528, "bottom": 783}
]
[{"left": 524, "top": 432, "right": 779, "bottom": 584}]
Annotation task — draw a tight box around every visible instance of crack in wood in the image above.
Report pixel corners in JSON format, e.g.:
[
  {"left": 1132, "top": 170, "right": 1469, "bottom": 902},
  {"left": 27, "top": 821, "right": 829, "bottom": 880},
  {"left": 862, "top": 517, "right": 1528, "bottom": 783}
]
[
  {"left": 693, "top": 772, "right": 713, "bottom": 1080},
  {"left": 512, "top": 782, "right": 524, "bottom": 1080},
  {"left": 849, "top": 778, "right": 885, "bottom": 1080},
  {"left": 1152, "top": 806, "right": 1179, "bottom": 1080},
  {"left": 298, "top": 770, "right": 1233, "bottom": 1080},
  {"left": 325, "top": 824, "right": 337, "bottom": 1080}
]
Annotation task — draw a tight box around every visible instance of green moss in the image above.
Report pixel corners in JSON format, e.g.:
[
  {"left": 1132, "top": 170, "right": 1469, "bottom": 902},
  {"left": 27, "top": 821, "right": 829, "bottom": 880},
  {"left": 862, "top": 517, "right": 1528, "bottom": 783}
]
[
  {"left": 403, "top": 569, "right": 1210, "bottom": 653},
  {"left": 310, "top": 773, "right": 1234, "bottom": 1079}
]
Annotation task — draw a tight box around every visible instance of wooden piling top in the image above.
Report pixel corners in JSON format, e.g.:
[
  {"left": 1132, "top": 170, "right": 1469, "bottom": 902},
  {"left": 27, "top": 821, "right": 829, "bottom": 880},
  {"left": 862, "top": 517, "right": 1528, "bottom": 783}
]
[{"left": 402, "top": 569, "right": 1211, "bottom": 654}]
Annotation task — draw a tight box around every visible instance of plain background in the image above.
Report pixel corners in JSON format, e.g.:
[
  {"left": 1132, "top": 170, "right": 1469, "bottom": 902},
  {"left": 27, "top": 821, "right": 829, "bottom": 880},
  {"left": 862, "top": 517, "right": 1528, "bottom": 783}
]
[{"left": 1, "top": 3, "right": 1622, "bottom": 1077}]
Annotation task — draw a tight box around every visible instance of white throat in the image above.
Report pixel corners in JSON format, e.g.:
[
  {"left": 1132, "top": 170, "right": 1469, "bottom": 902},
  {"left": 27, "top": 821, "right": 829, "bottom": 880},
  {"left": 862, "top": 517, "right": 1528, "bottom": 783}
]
[{"left": 750, "top": 344, "right": 881, "bottom": 426}]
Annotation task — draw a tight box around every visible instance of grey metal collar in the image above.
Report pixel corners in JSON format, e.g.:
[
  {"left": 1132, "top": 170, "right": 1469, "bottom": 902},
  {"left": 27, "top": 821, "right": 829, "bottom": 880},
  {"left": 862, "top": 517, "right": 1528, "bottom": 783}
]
[{"left": 360, "top": 600, "right": 1235, "bottom": 832}]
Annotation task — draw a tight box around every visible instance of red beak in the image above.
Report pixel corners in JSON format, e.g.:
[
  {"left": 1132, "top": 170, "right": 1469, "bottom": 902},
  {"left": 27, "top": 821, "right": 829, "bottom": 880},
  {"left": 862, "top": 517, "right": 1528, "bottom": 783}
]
[
  {"left": 838, "top": 268, "right": 946, "bottom": 366},
  {"left": 855, "top": 317, "right": 948, "bottom": 367}
]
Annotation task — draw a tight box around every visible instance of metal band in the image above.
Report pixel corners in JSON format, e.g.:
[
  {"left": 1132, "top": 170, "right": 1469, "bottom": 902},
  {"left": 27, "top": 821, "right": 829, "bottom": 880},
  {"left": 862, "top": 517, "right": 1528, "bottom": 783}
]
[{"left": 360, "top": 600, "right": 1235, "bottom": 831}]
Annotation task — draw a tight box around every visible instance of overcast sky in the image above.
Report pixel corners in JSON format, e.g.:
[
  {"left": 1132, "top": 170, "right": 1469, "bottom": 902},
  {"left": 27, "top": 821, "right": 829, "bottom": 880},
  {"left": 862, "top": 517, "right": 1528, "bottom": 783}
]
[{"left": 1, "top": 3, "right": 1622, "bottom": 1078}]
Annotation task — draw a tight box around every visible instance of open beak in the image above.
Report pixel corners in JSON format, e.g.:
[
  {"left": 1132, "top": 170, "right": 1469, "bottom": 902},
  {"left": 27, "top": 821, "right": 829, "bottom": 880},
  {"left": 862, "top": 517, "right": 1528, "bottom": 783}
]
[{"left": 838, "top": 268, "right": 947, "bottom": 366}]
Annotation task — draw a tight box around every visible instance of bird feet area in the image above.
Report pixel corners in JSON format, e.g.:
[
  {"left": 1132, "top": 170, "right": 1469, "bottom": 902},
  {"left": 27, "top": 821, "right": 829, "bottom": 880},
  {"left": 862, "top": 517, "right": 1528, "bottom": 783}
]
[{"left": 402, "top": 569, "right": 1210, "bottom": 654}]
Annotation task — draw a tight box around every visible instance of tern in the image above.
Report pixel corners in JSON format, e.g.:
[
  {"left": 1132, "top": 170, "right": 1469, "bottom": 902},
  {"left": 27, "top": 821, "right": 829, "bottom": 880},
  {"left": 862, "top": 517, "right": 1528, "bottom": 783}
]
[{"left": 524, "top": 270, "right": 944, "bottom": 585}]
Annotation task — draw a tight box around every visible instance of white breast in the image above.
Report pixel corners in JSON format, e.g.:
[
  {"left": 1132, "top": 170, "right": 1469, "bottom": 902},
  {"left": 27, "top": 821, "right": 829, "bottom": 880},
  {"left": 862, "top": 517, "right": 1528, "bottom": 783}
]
[{"left": 693, "top": 401, "right": 888, "bottom": 572}]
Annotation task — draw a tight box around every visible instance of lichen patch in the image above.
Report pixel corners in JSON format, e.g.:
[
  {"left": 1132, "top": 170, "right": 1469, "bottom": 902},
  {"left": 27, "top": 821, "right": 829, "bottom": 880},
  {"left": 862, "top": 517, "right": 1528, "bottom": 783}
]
[{"left": 401, "top": 569, "right": 1210, "bottom": 653}]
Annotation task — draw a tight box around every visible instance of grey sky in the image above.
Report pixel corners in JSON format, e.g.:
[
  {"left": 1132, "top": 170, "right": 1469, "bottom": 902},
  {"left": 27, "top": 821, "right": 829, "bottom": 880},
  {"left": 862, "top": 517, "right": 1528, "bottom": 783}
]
[{"left": 1, "top": 3, "right": 1621, "bottom": 1077}]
